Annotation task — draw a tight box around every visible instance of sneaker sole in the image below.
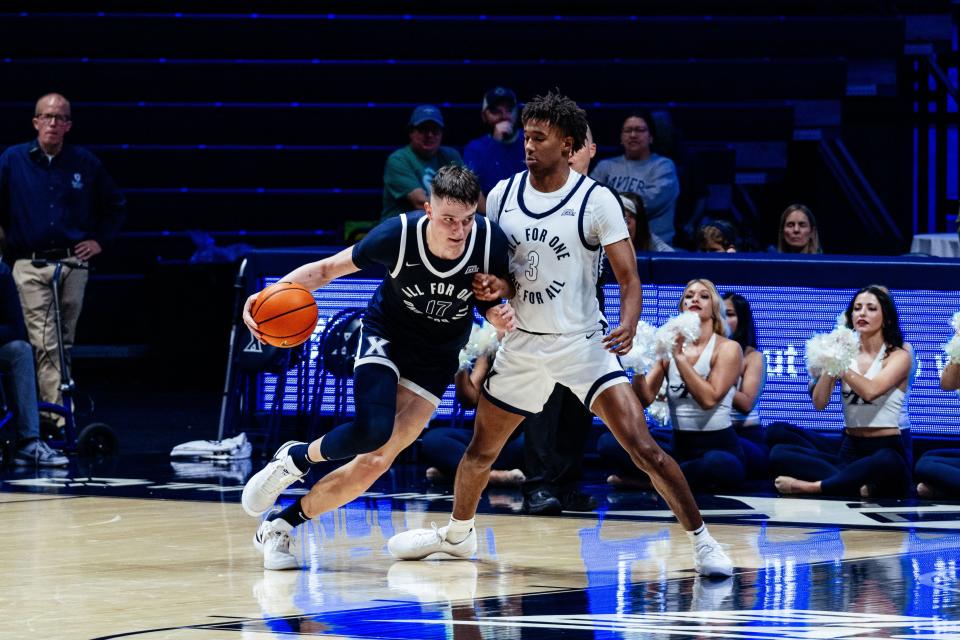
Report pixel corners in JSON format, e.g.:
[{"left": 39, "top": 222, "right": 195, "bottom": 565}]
[
  {"left": 264, "top": 555, "right": 300, "bottom": 571},
  {"left": 388, "top": 535, "right": 477, "bottom": 560}
]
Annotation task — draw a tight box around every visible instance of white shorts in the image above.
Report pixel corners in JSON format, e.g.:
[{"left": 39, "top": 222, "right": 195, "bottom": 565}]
[{"left": 481, "top": 328, "right": 629, "bottom": 416}]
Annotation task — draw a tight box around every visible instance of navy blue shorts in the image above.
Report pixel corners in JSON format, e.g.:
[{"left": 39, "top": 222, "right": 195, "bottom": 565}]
[{"left": 353, "top": 319, "right": 459, "bottom": 406}]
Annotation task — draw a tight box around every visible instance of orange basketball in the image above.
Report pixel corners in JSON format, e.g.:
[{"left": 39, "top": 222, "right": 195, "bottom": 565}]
[{"left": 251, "top": 282, "right": 318, "bottom": 348}]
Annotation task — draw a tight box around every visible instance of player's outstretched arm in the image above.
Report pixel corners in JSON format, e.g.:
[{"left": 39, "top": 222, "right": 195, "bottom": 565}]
[
  {"left": 282, "top": 245, "right": 361, "bottom": 291},
  {"left": 242, "top": 246, "right": 359, "bottom": 339},
  {"left": 601, "top": 238, "right": 642, "bottom": 355}
]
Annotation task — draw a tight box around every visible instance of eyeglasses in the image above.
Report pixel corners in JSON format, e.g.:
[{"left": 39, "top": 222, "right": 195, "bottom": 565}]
[{"left": 35, "top": 113, "right": 71, "bottom": 124}]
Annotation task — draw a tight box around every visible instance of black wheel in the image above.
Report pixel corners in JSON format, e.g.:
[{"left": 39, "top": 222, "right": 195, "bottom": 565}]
[{"left": 77, "top": 422, "right": 119, "bottom": 456}]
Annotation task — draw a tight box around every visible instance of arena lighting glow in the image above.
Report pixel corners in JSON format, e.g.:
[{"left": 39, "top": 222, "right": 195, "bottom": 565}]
[{"left": 257, "top": 278, "right": 960, "bottom": 435}]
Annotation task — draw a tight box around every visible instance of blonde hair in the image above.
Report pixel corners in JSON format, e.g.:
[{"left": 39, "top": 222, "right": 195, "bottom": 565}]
[
  {"left": 678, "top": 278, "right": 726, "bottom": 337},
  {"left": 778, "top": 204, "right": 822, "bottom": 254}
]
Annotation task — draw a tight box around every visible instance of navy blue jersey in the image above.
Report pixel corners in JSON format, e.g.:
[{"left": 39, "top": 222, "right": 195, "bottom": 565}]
[{"left": 352, "top": 211, "right": 511, "bottom": 353}]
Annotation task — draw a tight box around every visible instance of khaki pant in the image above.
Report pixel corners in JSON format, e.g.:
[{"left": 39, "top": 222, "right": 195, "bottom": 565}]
[{"left": 12, "top": 259, "right": 88, "bottom": 409}]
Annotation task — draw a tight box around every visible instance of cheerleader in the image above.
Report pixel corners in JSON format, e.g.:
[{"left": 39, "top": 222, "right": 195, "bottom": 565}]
[
  {"left": 631, "top": 279, "right": 746, "bottom": 490},
  {"left": 772, "top": 285, "right": 912, "bottom": 497},
  {"left": 723, "top": 292, "right": 769, "bottom": 478},
  {"left": 914, "top": 319, "right": 960, "bottom": 498}
]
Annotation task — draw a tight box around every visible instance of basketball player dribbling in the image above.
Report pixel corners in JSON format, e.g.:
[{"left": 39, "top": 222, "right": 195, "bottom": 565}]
[
  {"left": 388, "top": 92, "right": 734, "bottom": 578},
  {"left": 240, "top": 165, "right": 515, "bottom": 570}
]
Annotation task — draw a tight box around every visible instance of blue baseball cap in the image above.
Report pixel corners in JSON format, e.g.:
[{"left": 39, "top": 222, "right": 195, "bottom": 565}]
[
  {"left": 482, "top": 87, "right": 517, "bottom": 112},
  {"left": 409, "top": 105, "right": 444, "bottom": 128}
]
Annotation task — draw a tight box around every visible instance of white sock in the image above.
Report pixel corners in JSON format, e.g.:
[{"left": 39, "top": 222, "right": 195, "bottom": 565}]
[
  {"left": 445, "top": 516, "right": 475, "bottom": 544},
  {"left": 686, "top": 523, "right": 712, "bottom": 546}
]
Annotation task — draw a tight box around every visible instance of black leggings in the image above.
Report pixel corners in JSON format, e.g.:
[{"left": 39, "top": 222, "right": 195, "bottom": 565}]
[
  {"left": 319, "top": 364, "right": 400, "bottom": 460},
  {"left": 769, "top": 431, "right": 912, "bottom": 497},
  {"left": 915, "top": 449, "right": 960, "bottom": 496},
  {"left": 420, "top": 427, "right": 524, "bottom": 477},
  {"left": 597, "top": 426, "right": 747, "bottom": 491},
  {"left": 596, "top": 427, "right": 671, "bottom": 479},
  {"left": 672, "top": 427, "right": 747, "bottom": 490},
  {"left": 765, "top": 421, "right": 840, "bottom": 454},
  {"left": 736, "top": 423, "right": 770, "bottom": 479}
]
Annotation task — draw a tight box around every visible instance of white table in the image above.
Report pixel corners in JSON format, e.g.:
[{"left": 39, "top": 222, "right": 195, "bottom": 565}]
[{"left": 910, "top": 233, "right": 960, "bottom": 257}]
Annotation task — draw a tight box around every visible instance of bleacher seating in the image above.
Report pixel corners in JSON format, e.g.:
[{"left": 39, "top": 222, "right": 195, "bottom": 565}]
[{"left": 0, "top": 4, "right": 951, "bottom": 356}]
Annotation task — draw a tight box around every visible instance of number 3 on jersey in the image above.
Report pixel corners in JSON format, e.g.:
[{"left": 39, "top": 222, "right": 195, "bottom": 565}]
[{"left": 525, "top": 251, "right": 540, "bottom": 282}]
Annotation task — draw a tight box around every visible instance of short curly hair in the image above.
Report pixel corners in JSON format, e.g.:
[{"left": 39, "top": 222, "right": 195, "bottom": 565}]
[{"left": 521, "top": 90, "right": 589, "bottom": 153}]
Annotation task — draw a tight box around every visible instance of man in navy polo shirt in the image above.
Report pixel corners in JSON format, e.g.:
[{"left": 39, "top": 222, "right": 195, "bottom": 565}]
[{"left": 0, "top": 93, "right": 126, "bottom": 422}]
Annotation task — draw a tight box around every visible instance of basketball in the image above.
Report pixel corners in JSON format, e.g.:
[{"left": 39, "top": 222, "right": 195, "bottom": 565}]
[{"left": 251, "top": 282, "right": 318, "bottom": 348}]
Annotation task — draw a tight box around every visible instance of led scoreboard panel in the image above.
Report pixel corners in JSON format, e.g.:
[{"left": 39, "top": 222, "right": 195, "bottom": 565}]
[{"left": 252, "top": 252, "right": 960, "bottom": 435}]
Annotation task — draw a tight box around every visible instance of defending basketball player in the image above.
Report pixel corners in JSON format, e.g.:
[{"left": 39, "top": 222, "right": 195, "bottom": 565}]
[
  {"left": 388, "top": 92, "right": 734, "bottom": 578},
  {"left": 240, "top": 165, "right": 515, "bottom": 570}
]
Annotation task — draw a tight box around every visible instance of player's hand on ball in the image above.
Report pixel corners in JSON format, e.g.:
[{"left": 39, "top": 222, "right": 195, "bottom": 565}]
[
  {"left": 472, "top": 273, "right": 511, "bottom": 301},
  {"left": 485, "top": 303, "right": 516, "bottom": 333},
  {"left": 603, "top": 323, "right": 635, "bottom": 356},
  {"left": 242, "top": 292, "right": 265, "bottom": 343}
]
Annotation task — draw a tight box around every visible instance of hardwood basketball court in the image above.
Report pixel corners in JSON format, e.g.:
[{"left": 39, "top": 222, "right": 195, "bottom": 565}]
[{"left": 2, "top": 459, "right": 959, "bottom": 639}]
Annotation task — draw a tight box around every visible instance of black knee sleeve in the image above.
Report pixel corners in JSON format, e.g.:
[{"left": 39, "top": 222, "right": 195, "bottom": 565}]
[{"left": 319, "top": 364, "right": 398, "bottom": 460}]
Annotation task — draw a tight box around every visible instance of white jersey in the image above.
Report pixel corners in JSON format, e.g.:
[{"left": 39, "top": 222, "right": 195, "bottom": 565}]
[{"left": 486, "top": 169, "right": 629, "bottom": 334}]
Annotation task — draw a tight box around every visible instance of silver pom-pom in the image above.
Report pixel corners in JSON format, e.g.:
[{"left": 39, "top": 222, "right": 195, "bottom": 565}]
[
  {"left": 946, "top": 336, "right": 960, "bottom": 365},
  {"left": 621, "top": 321, "right": 658, "bottom": 373},
  {"left": 647, "top": 400, "right": 670, "bottom": 427},
  {"left": 655, "top": 311, "right": 702, "bottom": 361},
  {"left": 805, "top": 314, "right": 860, "bottom": 377},
  {"left": 646, "top": 379, "right": 670, "bottom": 426},
  {"left": 945, "top": 311, "right": 960, "bottom": 366},
  {"left": 458, "top": 322, "right": 500, "bottom": 370}
]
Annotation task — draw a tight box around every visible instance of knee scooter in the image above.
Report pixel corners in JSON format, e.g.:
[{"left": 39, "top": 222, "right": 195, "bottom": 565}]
[{"left": 32, "top": 258, "right": 118, "bottom": 456}]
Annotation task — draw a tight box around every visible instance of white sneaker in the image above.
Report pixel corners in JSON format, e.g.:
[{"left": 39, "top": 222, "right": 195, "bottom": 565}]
[
  {"left": 241, "top": 441, "right": 307, "bottom": 516},
  {"left": 388, "top": 523, "right": 477, "bottom": 560},
  {"left": 694, "top": 538, "right": 734, "bottom": 578},
  {"left": 253, "top": 507, "right": 282, "bottom": 553},
  {"left": 255, "top": 519, "right": 299, "bottom": 571}
]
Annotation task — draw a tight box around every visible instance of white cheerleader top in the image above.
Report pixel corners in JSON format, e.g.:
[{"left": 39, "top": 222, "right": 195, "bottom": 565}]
[
  {"left": 667, "top": 334, "right": 736, "bottom": 432},
  {"left": 842, "top": 344, "right": 906, "bottom": 429}
]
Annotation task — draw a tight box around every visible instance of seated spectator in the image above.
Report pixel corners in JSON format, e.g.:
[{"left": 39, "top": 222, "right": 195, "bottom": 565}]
[
  {"left": 630, "top": 279, "right": 747, "bottom": 491},
  {"left": 464, "top": 87, "right": 526, "bottom": 200},
  {"left": 381, "top": 105, "right": 463, "bottom": 220},
  {"left": 0, "top": 257, "right": 67, "bottom": 467},
  {"left": 620, "top": 192, "right": 674, "bottom": 253},
  {"left": 914, "top": 323, "right": 960, "bottom": 498},
  {"left": 723, "top": 292, "right": 768, "bottom": 478},
  {"left": 591, "top": 111, "right": 679, "bottom": 244},
  {"left": 777, "top": 204, "right": 822, "bottom": 254},
  {"left": 568, "top": 124, "right": 597, "bottom": 177},
  {"left": 771, "top": 285, "right": 913, "bottom": 498},
  {"left": 420, "top": 349, "right": 524, "bottom": 486},
  {"left": 696, "top": 219, "right": 738, "bottom": 253}
]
